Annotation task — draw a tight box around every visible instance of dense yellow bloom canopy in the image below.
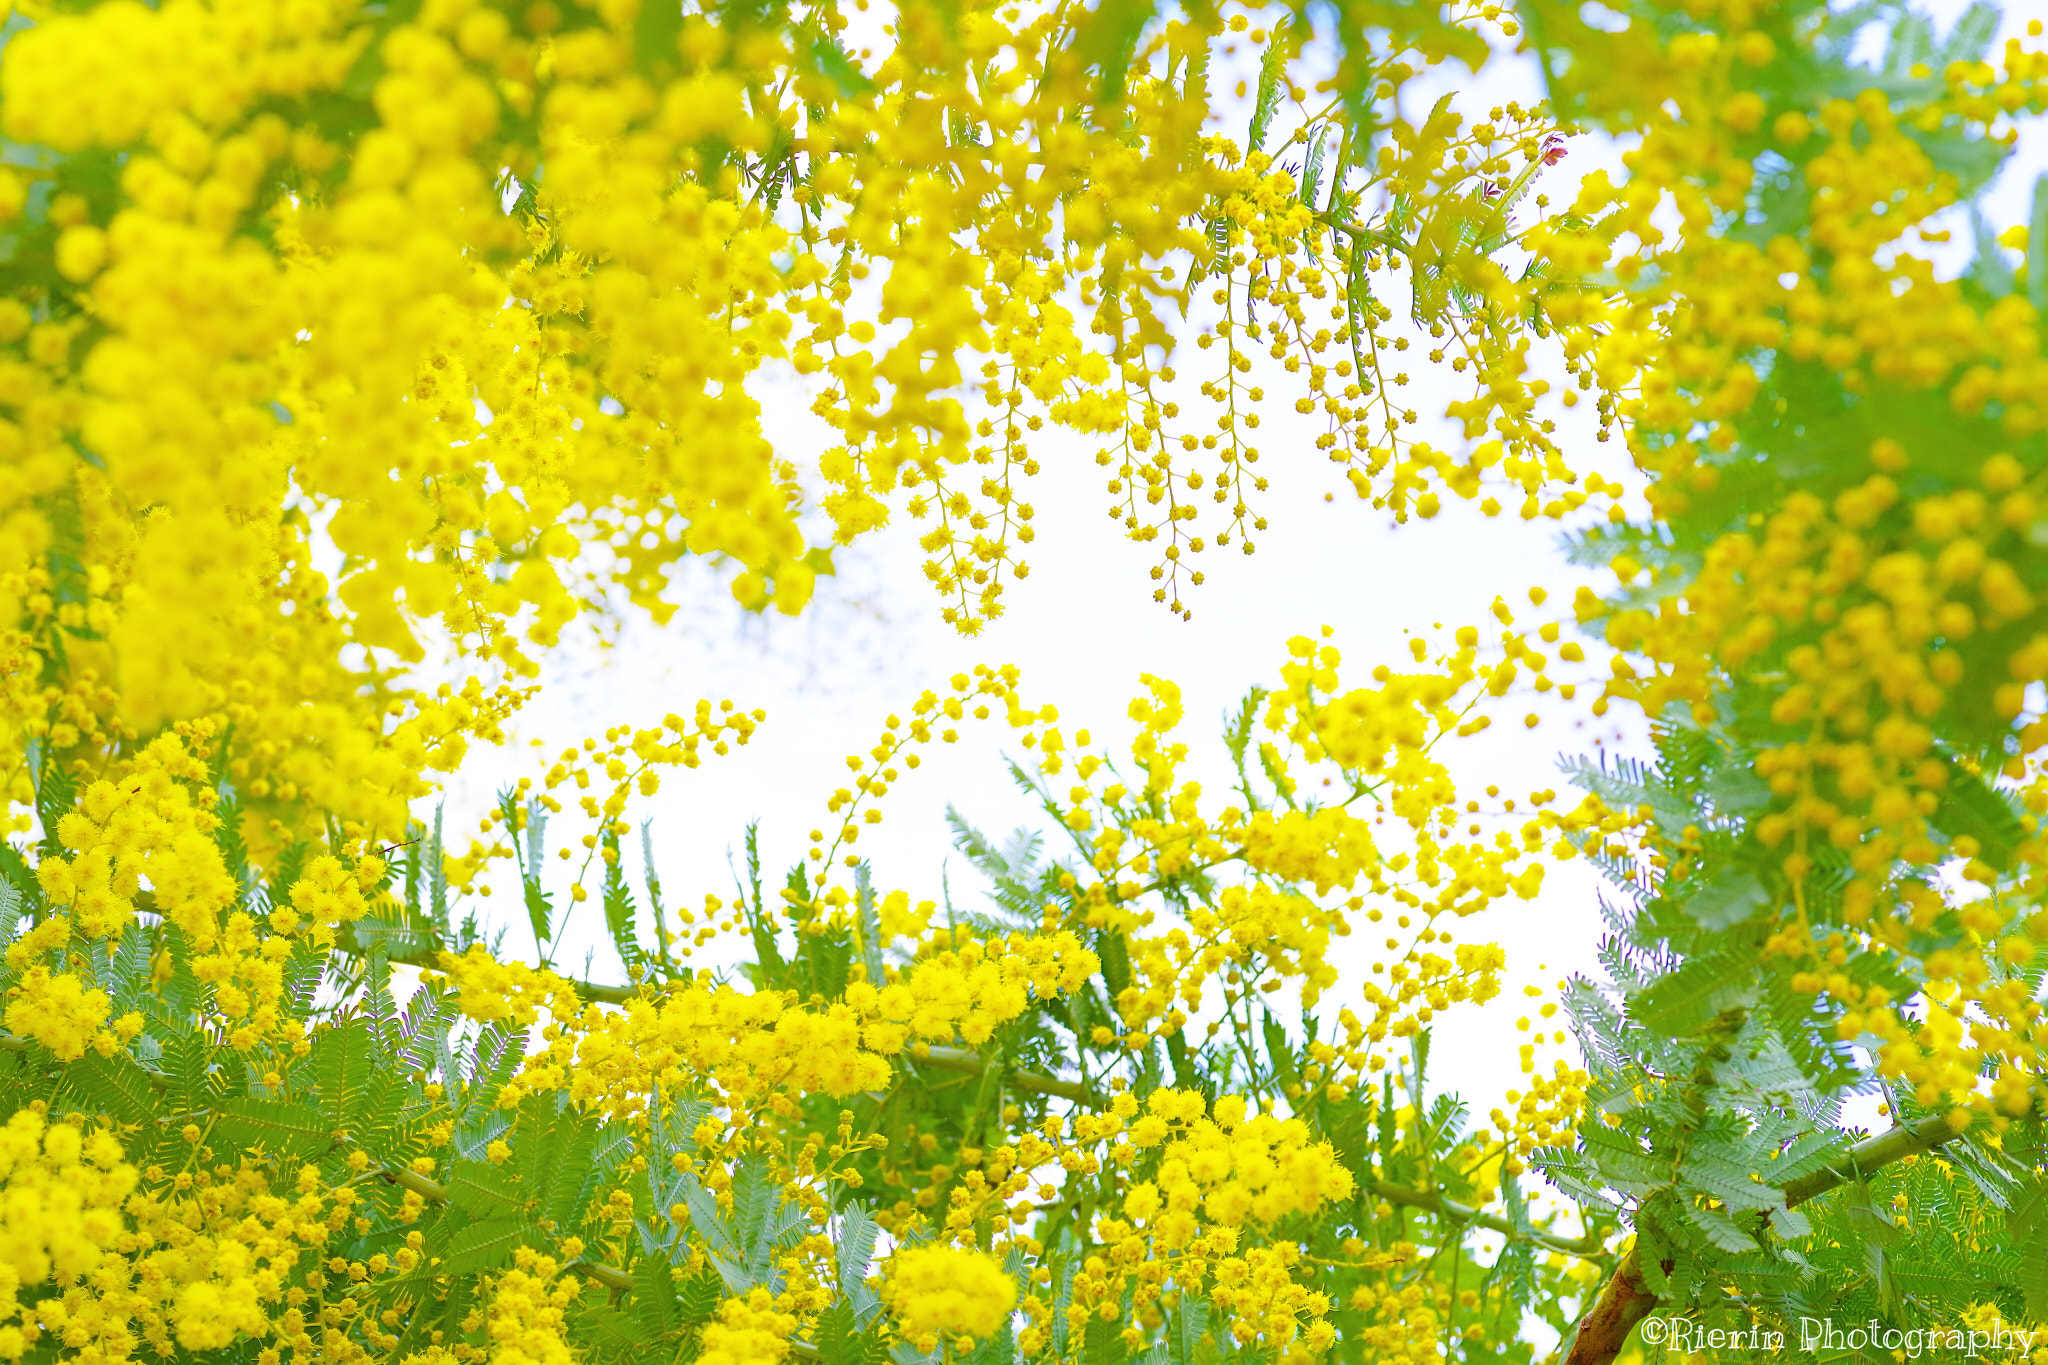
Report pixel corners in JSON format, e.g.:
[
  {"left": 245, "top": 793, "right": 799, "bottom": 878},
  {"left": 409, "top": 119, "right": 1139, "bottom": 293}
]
[
  {"left": 0, "top": 0, "right": 1595, "bottom": 856},
  {"left": 5, "top": 0, "right": 2048, "bottom": 1364}
]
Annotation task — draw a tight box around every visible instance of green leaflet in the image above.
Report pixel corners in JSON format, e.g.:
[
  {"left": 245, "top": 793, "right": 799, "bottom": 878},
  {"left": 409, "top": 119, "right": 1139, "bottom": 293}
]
[
  {"left": 445, "top": 1157, "right": 528, "bottom": 1219},
  {"left": 1681, "top": 867, "right": 1769, "bottom": 930},
  {"left": 1165, "top": 1296, "right": 1207, "bottom": 1365},
  {"left": 1082, "top": 1317, "right": 1129, "bottom": 1365},
  {"left": 1930, "top": 762, "right": 2028, "bottom": 871},
  {"left": 577, "top": 1302, "right": 654, "bottom": 1354},
  {"left": 814, "top": 1300, "right": 890, "bottom": 1365},
  {"left": 437, "top": 1214, "right": 541, "bottom": 1278},
  {"left": 807, "top": 35, "right": 876, "bottom": 99},
  {"left": 964, "top": 1319, "right": 1016, "bottom": 1365},
  {"left": 1095, "top": 926, "right": 1131, "bottom": 998},
  {"left": 312, "top": 1017, "right": 385, "bottom": 1126},
  {"left": 1682, "top": 1202, "right": 1760, "bottom": 1255},
  {"left": 795, "top": 916, "right": 853, "bottom": 1003},
  {"left": 854, "top": 863, "right": 884, "bottom": 986},
  {"left": 632, "top": 0, "right": 682, "bottom": 75},
  {"left": 508, "top": 1096, "right": 603, "bottom": 1229},
  {"left": 211, "top": 1096, "right": 332, "bottom": 1160},
  {"left": 1245, "top": 21, "right": 1289, "bottom": 153},
  {"left": 1630, "top": 954, "right": 1757, "bottom": 1036},
  {"left": 2009, "top": 1177, "right": 2048, "bottom": 1321},
  {"left": 674, "top": 1264, "right": 724, "bottom": 1327},
  {"left": 629, "top": 1256, "right": 682, "bottom": 1339},
  {"left": 1299, "top": 127, "right": 1330, "bottom": 208},
  {"left": 835, "top": 1201, "right": 880, "bottom": 1315},
  {"left": 692, "top": 1153, "right": 809, "bottom": 1293},
  {"left": 1069, "top": 0, "right": 1158, "bottom": 107},
  {"left": 59, "top": 1052, "right": 157, "bottom": 1127}
]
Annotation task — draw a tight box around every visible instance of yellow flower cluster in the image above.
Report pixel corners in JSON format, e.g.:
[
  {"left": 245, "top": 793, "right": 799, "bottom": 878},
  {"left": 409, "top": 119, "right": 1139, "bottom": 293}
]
[
  {"left": 457, "top": 928, "right": 1098, "bottom": 1116},
  {"left": 482, "top": 1249, "right": 582, "bottom": 1365},
  {"left": 12, "top": 730, "right": 383, "bottom": 1053},
  {"left": 1015, "top": 629, "right": 1600, "bottom": 1086},
  {"left": 0, "top": 1111, "right": 136, "bottom": 1361},
  {"left": 882, "top": 1246, "right": 1015, "bottom": 1351},
  {"left": 1006, "top": 1090, "right": 1351, "bottom": 1359},
  {"left": 2, "top": 963, "right": 113, "bottom": 1064},
  {"left": 697, "top": 1289, "right": 796, "bottom": 1365},
  {"left": 1118, "top": 1090, "right": 1356, "bottom": 1237},
  {"left": 34, "top": 735, "right": 231, "bottom": 941},
  {"left": 1346, "top": 1252, "right": 1452, "bottom": 1365},
  {"left": 0, "top": 1114, "right": 399, "bottom": 1365},
  {"left": 438, "top": 944, "right": 583, "bottom": 1028}
]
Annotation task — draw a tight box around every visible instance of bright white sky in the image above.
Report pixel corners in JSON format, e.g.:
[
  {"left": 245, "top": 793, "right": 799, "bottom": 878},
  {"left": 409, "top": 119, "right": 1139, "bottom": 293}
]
[{"left": 422, "top": 0, "right": 2048, "bottom": 1215}]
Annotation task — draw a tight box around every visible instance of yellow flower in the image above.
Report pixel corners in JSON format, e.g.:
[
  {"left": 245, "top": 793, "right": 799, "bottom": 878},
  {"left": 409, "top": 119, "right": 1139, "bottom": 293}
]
[{"left": 884, "top": 1245, "right": 1016, "bottom": 1344}]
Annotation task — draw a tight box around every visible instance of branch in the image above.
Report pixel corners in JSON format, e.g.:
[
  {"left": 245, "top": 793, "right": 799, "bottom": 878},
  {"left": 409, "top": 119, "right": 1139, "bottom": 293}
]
[
  {"left": 1315, "top": 213, "right": 1410, "bottom": 256},
  {"left": 1779, "top": 1113, "right": 1956, "bottom": 1208},
  {"left": 333, "top": 926, "right": 637, "bottom": 1004},
  {"left": 919, "top": 1045, "right": 1098, "bottom": 1105},
  {"left": 1559, "top": 1114, "right": 1961, "bottom": 1365},
  {"left": 1370, "top": 1179, "right": 1607, "bottom": 1258}
]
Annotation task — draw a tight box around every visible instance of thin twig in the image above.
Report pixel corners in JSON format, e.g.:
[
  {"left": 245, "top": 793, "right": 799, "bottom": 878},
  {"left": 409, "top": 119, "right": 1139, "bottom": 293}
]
[{"left": 1370, "top": 1179, "right": 1607, "bottom": 1258}]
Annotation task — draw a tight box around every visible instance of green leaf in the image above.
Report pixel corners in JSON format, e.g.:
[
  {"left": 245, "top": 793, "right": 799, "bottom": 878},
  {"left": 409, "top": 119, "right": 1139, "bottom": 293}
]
[
  {"left": 675, "top": 1265, "right": 724, "bottom": 1326},
  {"left": 1082, "top": 1316, "right": 1129, "bottom": 1365},
  {"left": 2029, "top": 173, "right": 2048, "bottom": 316},
  {"left": 836, "top": 1201, "right": 880, "bottom": 1312},
  {"left": 63, "top": 1052, "right": 158, "bottom": 1126},
  {"left": 1631, "top": 955, "right": 1755, "bottom": 1037},
  {"left": 499, "top": 790, "right": 554, "bottom": 949},
  {"left": 1261, "top": 1011, "right": 1298, "bottom": 1089},
  {"left": 1166, "top": 1294, "right": 1207, "bottom": 1365},
  {"left": 445, "top": 1157, "right": 528, "bottom": 1218},
  {"left": 27, "top": 732, "right": 77, "bottom": 860},
  {"left": 799, "top": 921, "right": 853, "bottom": 1003},
  {"left": 1938, "top": 2, "right": 1999, "bottom": 63},
  {"left": 807, "top": 35, "right": 875, "bottom": 98},
  {"left": 2012, "top": 1178, "right": 2048, "bottom": 1322},
  {"left": 1681, "top": 868, "right": 1769, "bottom": 930},
  {"left": 816, "top": 1300, "right": 889, "bottom": 1365},
  {"left": 966, "top": 1318, "right": 1015, "bottom": 1365},
  {"left": 1095, "top": 928, "right": 1130, "bottom": 999},
  {"left": 437, "top": 1214, "right": 538, "bottom": 1277},
  {"left": 212, "top": 1096, "right": 332, "bottom": 1160},
  {"left": 530, "top": 1107, "right": 601, "bottom": 1228},
  {"left": 854, "top": 864, "right": 885, "bottom": 985},
  {"left": 1299, "top": 126, "right": 1330, "bottom": 207},
  {"left": 1932, "top": 762, "right": 2026, "bottom": 871},
  {"left": 313, "top": 1016, "right": 397, "bottom": 1145},
  {"left": 601, "top": 829, "right": 645, "bottom": 973},
  {"left": 630, "top": 1258, "right": 679, "bottom": 1339},
  {"left": 1969, "top": 207, "right": 2015, "bottom": 297},
  {"left": 632, "top": 0, "right": 681, "bottom": 73},
  {"left": 0, "top": 843, "right": 39, "bottom": 918},
  {"left": 737, "top": 827, "right": 787, "bottom": 991},
  {"left": 1246, "top": 21, "right": 1289, "bottom": 153},
  {"left": 578, "top": 1302, "right": 653, "bottom": 1353},
  {"left": 1070, "top": 0, "right": 1158, "bottom": 106}
]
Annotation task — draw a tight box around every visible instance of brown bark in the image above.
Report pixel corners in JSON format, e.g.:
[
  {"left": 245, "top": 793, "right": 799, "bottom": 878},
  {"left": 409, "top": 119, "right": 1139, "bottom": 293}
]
[
  {"left": 1555, "top": 1115, "right": 1958, "bottom": 1365},
  {"left": 1560, "top": 1245, "right": 1662, "bottom": 1365}
]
